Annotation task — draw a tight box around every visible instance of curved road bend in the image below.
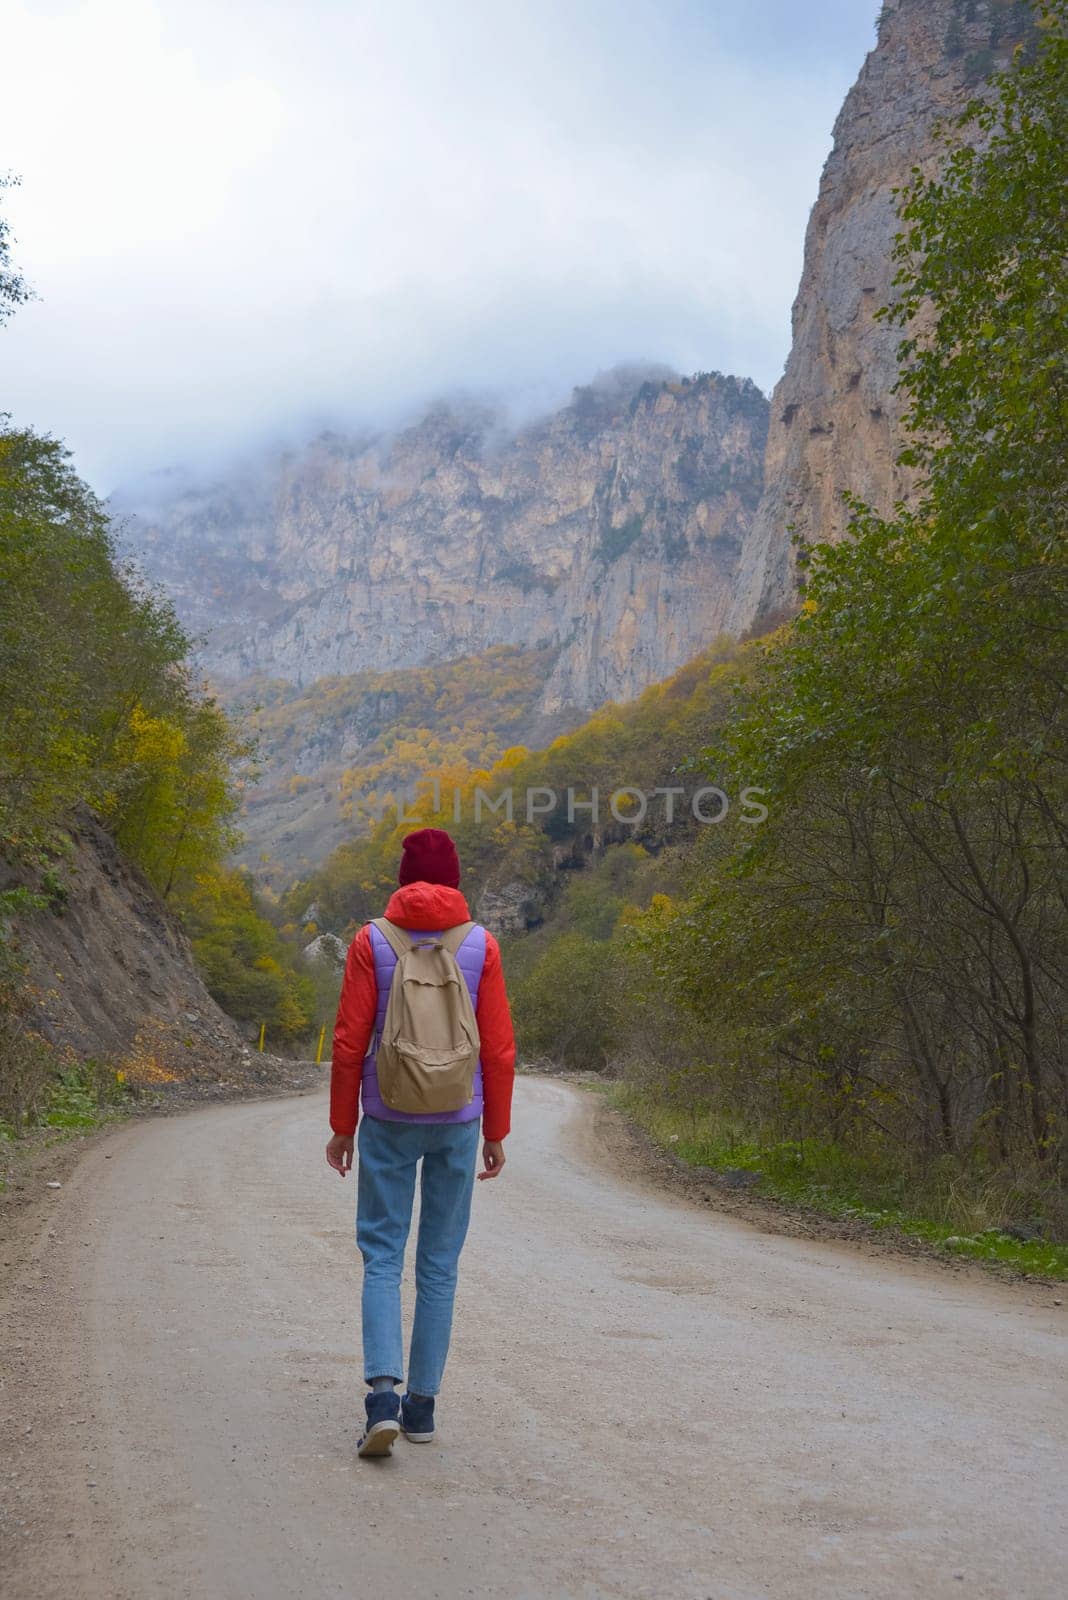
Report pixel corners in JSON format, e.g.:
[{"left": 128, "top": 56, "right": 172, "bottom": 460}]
[{"left": 2, "top": 1077, "right": 1065, "bottom": 1599}]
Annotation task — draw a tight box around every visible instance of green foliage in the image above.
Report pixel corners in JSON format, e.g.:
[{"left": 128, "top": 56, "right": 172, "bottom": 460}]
[
  {"left": 503, "top": 847, "right": 668, "bottom": 1069},
  {"left": 0, "top": 1053, "right": 131, "bottom": 1143},
  {"left": 302, "top": 943, "right": 345, "bottom": 1031},
  {"left": 0, "top": 886, "right": 48, "bottom": 920},
  {"left": 108, "top": 697, "right": 247, "bottom": 902},
  {"left": 0, "top": 418, "right": 313, "bottom": 1066},
  {"left": 552, "top": 844, "right": 652, "bottom": 939},
  {"left": 510, "top": 933, "right": 618, "bottom": 1070},
  {"left": 883, "top": 2, "right": 1065, "bottom": 554},
  {"left": 610, "top": 1086, "right": 1068, "bottom": 1279},
  {"left": 1, "top": 874, "right": 50, "bottom": 1132},
  {"left": 0, "top": 426, "right": 211, "bottom": 864},
  {"left": 285, "top": 636, "right": 757, "bottom": 937},
  {"left": 43, "top": 1061, "right": 129, "bottom": 1129},
  {"left": 184, "top": 868, "right": 316, "bottom": 1041},
  {"left": 499, "top": 635, "right": 759, "bottom": 853},
  {"left": 628, "top": 10, "right": 1068, "bottom": 1189}
]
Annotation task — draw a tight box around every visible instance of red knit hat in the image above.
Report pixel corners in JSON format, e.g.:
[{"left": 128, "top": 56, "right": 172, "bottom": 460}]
[{"left": 398, "top": 827, "right": 461, "bottom": 888}]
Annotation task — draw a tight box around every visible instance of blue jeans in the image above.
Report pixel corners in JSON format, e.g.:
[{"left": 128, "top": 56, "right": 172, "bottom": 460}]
[{"left": 356, "top": 1113, "right": 480, "bottom": 1396}]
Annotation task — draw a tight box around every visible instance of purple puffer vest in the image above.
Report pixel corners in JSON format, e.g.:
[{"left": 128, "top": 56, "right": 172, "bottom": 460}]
[{"left": 361, "top": 922, "right": 487, "bottom": 1124}]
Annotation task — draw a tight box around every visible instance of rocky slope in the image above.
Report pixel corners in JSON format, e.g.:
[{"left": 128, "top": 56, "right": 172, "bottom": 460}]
[
  {"left": 2, "top": 809, "right": 247, "bottom": 1079},
  {"left": 118, "top": 367, "right": 768, "bottom": 718},
  {"left": 729, "top": 0, "right": 1034, "bottom": 627}
]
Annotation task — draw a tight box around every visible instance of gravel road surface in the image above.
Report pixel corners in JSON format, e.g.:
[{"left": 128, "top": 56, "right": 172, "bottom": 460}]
[{"left": 2, "top": 1077, "right": 1065, "bottom": 1599}]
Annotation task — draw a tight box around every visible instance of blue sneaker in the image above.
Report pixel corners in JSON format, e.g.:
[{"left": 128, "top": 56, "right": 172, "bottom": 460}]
[
  {"left": 401, "top": 1392, "right": 435, "bottom": 1442},
  {"left": 357, "top": 1390, "right": 401, "bottom": 1458}
]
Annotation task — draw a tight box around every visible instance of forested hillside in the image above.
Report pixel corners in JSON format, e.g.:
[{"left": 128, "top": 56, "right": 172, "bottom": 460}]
[
  {"left": 283, "top": 631, "right": 767, "bottom": 934},
  {"left": 228, "top": 643, "right": 570, "bottom": 880},
  {"left": 0, "top": 413, "right": 320, "bottom": 1130}
]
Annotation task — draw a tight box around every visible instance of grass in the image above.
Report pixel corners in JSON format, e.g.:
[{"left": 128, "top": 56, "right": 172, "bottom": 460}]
[
  {"left": 606, "top": 1084, "right": 1068, "bottom": 1282},
  {"left": 0, "top": 1061, "right": 130, "bottom": 1145}
]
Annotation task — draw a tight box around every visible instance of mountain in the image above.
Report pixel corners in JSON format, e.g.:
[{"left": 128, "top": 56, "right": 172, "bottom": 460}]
[
  {"left": 234, "top": 644, "right": 567, "bottom": 881},
  {"left": 114, "top": 0, "right": 1034, "bottom": 883},
  {"left": 118, "top": 367, "right": 768, "bottom": 719},
  {"left": 730, "top": 0, "right": 1036, "bottom": 628}
]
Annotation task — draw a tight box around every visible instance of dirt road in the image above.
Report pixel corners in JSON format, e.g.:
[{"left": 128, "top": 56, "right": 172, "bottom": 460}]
[{"left": 2, "top": 1079, "right": 1065, "bottom": 1600}]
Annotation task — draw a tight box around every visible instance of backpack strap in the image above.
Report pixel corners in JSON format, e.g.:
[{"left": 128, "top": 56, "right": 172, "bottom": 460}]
[
  {"left": 371, "top": 917, "right": 412, "bottom": 960},
  {"left": 438, "top": 920, "right": 475, "bottom": 956},
  {"left": 372, "top": 917, "right": 475, "bottom": 958}
]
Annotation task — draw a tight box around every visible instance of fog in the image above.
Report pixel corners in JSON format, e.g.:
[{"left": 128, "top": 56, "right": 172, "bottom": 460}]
[{"left": 1, "top": 0, "right": 878, "bottom": 491}]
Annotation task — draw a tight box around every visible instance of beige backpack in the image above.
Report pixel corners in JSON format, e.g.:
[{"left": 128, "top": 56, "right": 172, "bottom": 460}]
[{"left": 372, "top": 919, "right": 481, "bottom": 1113}]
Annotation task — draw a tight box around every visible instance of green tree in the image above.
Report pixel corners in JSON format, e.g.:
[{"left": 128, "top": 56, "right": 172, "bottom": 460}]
[
  {"left": 109, "top": 697, "right": 248, "bottom": 901},
  {"left": 676, "top": 6, "right": 1068, "bottom": 1165},
  {"left": 0, "top": 184, "right": 316, "bottom": 1088},
  {"left": 0, "top": 429, "right": 189, "bottom": 850},
  {"left": 510, "top": 932, "right": 618, "bottom": 1070},
  {"left": 184, "top": 868, "right": 315, "bottom": 1043}
]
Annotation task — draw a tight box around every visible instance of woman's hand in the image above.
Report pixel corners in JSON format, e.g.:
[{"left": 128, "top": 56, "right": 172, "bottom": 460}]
[
  {"left": 326, "top": 1134, "right": 354, "bottom": 1176},
  {"left": 478, "top": 1139, "right": 506, "bottom": 1180}
]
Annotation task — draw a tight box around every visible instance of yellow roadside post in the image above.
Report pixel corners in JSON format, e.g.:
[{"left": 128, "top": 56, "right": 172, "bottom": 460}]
[
  {"left": 258, "top": 1022, "right": 266, "bottom": 1053},
  {"left": 316, "top": 1023, "right": 327, "bottom": 1065}
]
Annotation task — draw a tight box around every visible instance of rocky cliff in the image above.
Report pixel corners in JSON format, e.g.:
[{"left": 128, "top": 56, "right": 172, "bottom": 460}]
[
  {"left": 121, "top": 4, "right": 1032, "bottom": 700},
  {"left": 118, "top": 367, "right": 768, "bottom": 717},
  {"left": 729, "top": 0, "right": 1034, "bottom": 628}
]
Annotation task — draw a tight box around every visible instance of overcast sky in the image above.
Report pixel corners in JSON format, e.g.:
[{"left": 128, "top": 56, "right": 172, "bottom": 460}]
[{"left": 1, "top": 0, "right": 878, "bottom": 490}]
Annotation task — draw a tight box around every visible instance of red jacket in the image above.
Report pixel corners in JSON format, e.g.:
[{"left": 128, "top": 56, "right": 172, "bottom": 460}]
[{"left": 329, "top": 883, "right": 516, "bottom": 1142}]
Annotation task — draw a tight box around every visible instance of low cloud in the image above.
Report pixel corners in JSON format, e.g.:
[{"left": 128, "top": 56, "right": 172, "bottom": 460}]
[{"left": 1, "top": 0, "right": 877, "bottom": 489}]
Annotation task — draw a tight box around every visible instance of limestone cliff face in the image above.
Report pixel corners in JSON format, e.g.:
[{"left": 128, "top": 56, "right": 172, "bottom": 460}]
[
  {"left": 119, "top": 368, "right": 768, "bottom": 716},
  {"left": 729, "top": 0, "right": 1034, "bottom": 628}
]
